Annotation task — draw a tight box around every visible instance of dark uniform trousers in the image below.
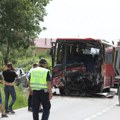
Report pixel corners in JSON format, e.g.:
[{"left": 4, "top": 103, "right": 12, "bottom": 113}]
[{"left": 32, "top": 90, "right": 51, "bottom": 120}]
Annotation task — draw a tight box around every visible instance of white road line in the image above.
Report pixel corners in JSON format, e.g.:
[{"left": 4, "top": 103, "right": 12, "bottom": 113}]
[{"left": 84, "top": 103, "right": 116, "bottom": 120}]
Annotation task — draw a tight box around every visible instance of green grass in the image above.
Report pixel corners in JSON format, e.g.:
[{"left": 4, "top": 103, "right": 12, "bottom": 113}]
[
  {"left": 1, "top": 85, "right": 29, "bottom": 110},
  {"left": 13, "top": 86, "right": 29, "bottom": 109}
]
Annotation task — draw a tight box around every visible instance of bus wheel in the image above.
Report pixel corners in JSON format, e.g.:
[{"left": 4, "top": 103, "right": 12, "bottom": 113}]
[
  {"left": 103, "top": 88, "right": 110, "bottom": 92},
  {"left": 118, "top": 83, "right": 120, "bottom": 106}
]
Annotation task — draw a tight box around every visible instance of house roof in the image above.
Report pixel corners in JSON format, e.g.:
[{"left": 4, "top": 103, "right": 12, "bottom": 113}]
[{"left": 34, "top": 38, "right": 56, "bottom": 49}]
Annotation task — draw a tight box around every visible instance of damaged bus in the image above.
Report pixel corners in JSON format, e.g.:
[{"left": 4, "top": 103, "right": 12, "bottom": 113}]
[{"left": 51, "top": 38, "right": 115, "bottom": 96}]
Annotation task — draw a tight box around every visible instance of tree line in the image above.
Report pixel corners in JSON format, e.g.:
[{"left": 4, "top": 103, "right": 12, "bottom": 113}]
[{"left": 0, "top": 0, "right": 52, "bottom": 65}]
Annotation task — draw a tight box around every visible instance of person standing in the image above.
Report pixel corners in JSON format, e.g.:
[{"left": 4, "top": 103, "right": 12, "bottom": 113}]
[
  {"left": 27, "top": 63, "right": 38, "bottom": 111},
  {"left": 29, "top": 58, "right": 53, "bottom": 120},
  {"left": 2, "top": 63, "right": 18, "bottom": 114},
  {"left": 0, "top": 93, "right": 8, "bottom": 117},
  {"left": 0, "top": 75, "right": 8, "bottom": 117}
]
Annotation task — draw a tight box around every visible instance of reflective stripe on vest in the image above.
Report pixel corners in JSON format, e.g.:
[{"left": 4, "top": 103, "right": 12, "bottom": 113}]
[{"left": 30, "top": 67, "right": 49, "bottom": 90}]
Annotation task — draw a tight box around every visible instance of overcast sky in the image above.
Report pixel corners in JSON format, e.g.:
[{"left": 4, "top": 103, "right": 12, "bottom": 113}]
[{"left": 40, "top": 0, "right": 120, "bottom": 44}]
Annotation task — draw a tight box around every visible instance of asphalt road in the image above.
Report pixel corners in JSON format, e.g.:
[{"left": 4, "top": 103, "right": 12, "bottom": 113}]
[{"left": 2, "top": 89, "right": 120, "bottom": 120}]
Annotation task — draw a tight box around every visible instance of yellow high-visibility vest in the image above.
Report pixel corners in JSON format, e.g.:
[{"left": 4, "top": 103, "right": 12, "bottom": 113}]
[{"left": 30, "top": 67, "right": 49, "bottom": 90}]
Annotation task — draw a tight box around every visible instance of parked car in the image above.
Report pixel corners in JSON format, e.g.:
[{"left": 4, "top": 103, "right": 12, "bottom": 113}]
[{"left": 15, "top": 68, "right": 28, "bottom": 87}]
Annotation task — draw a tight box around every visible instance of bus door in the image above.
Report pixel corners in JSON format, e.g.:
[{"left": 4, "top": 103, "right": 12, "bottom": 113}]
[{"left": 103, "top": 47, "right": 115, "bottom": 89}]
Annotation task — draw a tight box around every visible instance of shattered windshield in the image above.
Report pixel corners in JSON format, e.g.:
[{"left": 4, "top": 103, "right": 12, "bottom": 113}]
[{"left": 56, "top": 42, "right": 100, "bottom": 64}]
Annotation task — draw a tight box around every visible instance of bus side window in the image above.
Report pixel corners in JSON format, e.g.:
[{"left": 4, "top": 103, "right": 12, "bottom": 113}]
[{"left": 105, "top": 52, "right": 112, "bottom": 64}]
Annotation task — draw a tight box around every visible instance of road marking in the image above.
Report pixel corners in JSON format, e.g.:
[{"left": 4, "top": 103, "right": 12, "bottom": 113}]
[{"left": 84, "top": 103, "right": 116, "bottom": 120}]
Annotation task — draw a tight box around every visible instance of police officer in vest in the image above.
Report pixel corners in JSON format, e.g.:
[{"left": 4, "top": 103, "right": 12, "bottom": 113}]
[{"left": 30, "top": 58, "right": 53, "bottom": 120}]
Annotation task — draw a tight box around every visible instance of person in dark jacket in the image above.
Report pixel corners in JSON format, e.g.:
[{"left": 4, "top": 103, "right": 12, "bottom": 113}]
[
  {"left": 0, "top": 75, "right": 8, "bottom": 117},
  {"left": 2, "top": 63, "right": 18, "bottom": 114}
]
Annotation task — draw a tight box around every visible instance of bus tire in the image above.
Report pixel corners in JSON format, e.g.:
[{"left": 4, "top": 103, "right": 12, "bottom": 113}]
[
  {"left": 103, "top": 88, "right": 110, "bottom": 92},
  {"left": 99, "top": 76, "right": 104, "bottom": 93}
]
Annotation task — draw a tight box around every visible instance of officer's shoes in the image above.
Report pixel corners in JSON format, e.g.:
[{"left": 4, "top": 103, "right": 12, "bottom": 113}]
[
  {"left": 28, "top": 107, "right": 32, "bottom": 112},
  {"left": 10, "top": 110, "right": 15, "bottom": 114}
]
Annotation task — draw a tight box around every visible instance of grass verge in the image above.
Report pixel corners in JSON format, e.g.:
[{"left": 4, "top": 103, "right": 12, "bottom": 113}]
[{"left": 0, "top": 85, "right": 28, "bottom": 110}]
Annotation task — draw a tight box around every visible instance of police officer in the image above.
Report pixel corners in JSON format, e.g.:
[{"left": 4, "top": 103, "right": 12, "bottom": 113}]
[
  {"left": 30, "top": 59, "right": 53, "bottom": 120},
  {"left": 27, "top": 63, "right": 38, "bottom": 112}
]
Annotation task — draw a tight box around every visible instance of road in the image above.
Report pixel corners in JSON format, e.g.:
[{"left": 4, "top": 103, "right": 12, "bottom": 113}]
[{"left": 3, "top": 90, "right": 120, "bottom": 120}]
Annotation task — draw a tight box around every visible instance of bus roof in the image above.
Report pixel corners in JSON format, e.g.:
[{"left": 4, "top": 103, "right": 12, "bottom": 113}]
[{"left": 56, "top": 38, "right": 113, "bottom": 46}]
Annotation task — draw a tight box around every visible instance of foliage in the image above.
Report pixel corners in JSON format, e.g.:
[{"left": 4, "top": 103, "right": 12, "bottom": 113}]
[
  {"left": 0, "top": 48, "right": 52, "bottom": 72},
  {"left": 15, "top": 56, "right": 39, "bottom": 72},
  {"left": 0, "top": 0, "right": 52, "bottom": 64},
  {"left": 9, "top": 46, "right": 35, "bottom": 65},
  {"left": 15, "top": 49, "right": 51, "bottom": 72}
]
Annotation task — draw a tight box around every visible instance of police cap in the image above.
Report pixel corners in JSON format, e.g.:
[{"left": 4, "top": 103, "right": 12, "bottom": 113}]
[{"left": 39, "top": 58, "right": 47, "bottom": 64}]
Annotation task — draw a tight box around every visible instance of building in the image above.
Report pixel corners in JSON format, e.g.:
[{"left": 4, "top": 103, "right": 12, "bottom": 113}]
[{"left": 34, "top": 38, "right": 56, "bottom": 53}]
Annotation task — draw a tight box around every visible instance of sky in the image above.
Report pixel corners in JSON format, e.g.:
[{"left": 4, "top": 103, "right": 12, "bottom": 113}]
[{"left": 40, "top": 0, "right": 120, "bottom": 44}]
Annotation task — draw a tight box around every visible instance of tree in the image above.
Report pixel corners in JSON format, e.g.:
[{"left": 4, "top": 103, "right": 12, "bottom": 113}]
[{"left": 0, "top": 0, "right": 51, "bottom": 64}]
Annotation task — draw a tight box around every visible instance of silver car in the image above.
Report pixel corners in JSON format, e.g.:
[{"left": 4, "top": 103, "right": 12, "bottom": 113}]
[{"left": 15, "top": 68, "right": 28, "bottom": 87}]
